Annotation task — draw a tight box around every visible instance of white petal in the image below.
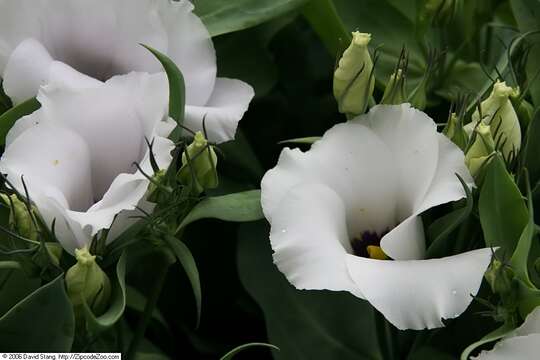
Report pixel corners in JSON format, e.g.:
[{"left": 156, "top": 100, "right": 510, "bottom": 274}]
[
  {"left": 360, "top": 104, "right": 440, "bottom": 219},
  {"left": 106, "top": 200, "right": 156, "bottom": 243},
  {"left": 32, "top": 193, "right": 92, "bottom": 254},
  {"left": 37, "top": 73, "right": 165, "bottom": 199},
  {"left": 157, "top": 0, "right": 217, "bottom": 106},
  {"left": 3, "top": 38, "right": 54, "bottom": 104},
  {"left": 511, "top": 306, "right": 540, "bottom": 337},
  {"left": 0, "top": 123, "right": 93, "bottom": 212},
  {"left": 380, "top": 215, "right": 426, "bottom": 260},
  {"left": 472, "top": 334, "right": 540, "bottom": 360},
  {"left": 184, "top": 78, "right": 255, "bottom": 143},
  {"left": 268, "top": 183, "right": 363, "bottom": 298},
  {"left": 346, "top": 248, "right": 493, "bottom": 330},
  {"left": 381, "top": 133, "right": 473, "bottom": 260},
  {"left": 261, "top": 119, "right": 398, "bottom": 238},
  {"left": 0, "top": 0, "right": 42, "bottom": 73}
]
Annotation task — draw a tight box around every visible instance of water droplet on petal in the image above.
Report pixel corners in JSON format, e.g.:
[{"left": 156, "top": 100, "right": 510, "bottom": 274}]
[
  {"left": 281, "top": 229, "right": 287, "bottom": 234},
  {"left": 451, "top": 289, "right": 457, "bottom": 296}
]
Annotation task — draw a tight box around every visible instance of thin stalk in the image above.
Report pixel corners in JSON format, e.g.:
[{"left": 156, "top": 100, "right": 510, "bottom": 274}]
[{"left": 125, "top": 249, "right": 173, "bottom": 359}]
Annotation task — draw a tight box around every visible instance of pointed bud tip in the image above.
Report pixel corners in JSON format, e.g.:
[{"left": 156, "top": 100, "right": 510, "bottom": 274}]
[{"left": 351, "top": 32, "right": 371, "bottom": 47}]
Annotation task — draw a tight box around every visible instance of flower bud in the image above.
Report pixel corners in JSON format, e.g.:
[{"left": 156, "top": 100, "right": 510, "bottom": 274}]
[
  {"left": 333, "top": 32, "right": 375, "bottom": 116},
  {"left": 65, "top": 246, "right": 111, "bottom": 318},
  {"left": 418, "top": 0, "right": 459, "bottom": 27},
  {"left": 381, "top": 69, "right": 406, "bottom": 105},
  {"left": 465, "top": 123, "right": 495, "bottom": 177},
  {"left": 0, "top": 193, "right": 38, "bottom": 240},
  {"left": 443, "top": 113, "right": 467, "bottom": 150},
  {"left": 179, "top": 132, "right": 218, "bottom": 194},
  {"left": 467, "top": 81, "right": 521, "bottom": 162},
  {"left": 485, "top": 259, "right": 514, "bottom": 296}
]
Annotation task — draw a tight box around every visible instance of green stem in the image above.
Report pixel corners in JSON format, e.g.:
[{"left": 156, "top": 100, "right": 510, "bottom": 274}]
[
  {"left": 302, "top": 0, "right": 351, "bottom": 56},
  {"left": 125, "top": 249, "right": 173, "bottom": 359}
]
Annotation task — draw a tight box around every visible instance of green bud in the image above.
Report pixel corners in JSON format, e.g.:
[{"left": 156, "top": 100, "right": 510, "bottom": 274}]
[
  {"left": 0, "top": 194, "right": 38, "bottom": 240},
  {"left": 443, "top": 113, "right": 468, "bottom": 149},
  {"left": 179, "top": 132, "right": 218, "bottom": 194},
  {"left": 466, "top": 81, "right": 521, "bottom": 162},
  {"left": 381, "top": 69, "right": 406, "bottom": 105},
  {"left": 418, "top": 0, "right": 459, "bottom": 27},
  {"left": 465, "top": 123, "right": 495, "bottom": 177},
  {"left": 45, "top": 242, "right": 63, "bottom": 267},
  {"left": 485, "top": 259, "right": 515, "bottom": 296},
  {"left": 65, "top": 246, "right": 111, "bottom": 318},
  {"left": 333, "top": 32, "right": 375, "bottom": 116}
]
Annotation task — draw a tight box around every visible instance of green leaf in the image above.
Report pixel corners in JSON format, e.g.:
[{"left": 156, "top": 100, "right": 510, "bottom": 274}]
[
  {"left": 426, "top": 175, "right": 473, "bottom": 258},
  {"left": 479, "top": 155, "right": 528, "bottom": 255},
  {"left": 164, "top": 236, "right": 202, "bottom": 328},
  {"left": 510, "top": 170, "right": 535, "bottom": 285},
  {"left": 0, "top": 97, "right": 40, "bottom": 145},
  {"left": 194, "top": 0, "right": 309, "bottom": 37},
  {"left": 126, "top": 286, "right": 169, "bottom": 329},
  {"left": 237, "top": 221, "right": 381, "bottom": 360},
  {"left": 177, "top": 190, "right": 264, "bottom": 231},
  {"left": 82, "top": 251, "right": 127, "bottom": 334},
  {"left": 220, "top": 342, "right": 279, "bottom": 360},
  {"left": 302, "top": 0, "right": 351, "bottom": 55},
  {"left": 524, "top": 111, "right": 540, "bottom": 186},
  {"left": 510, "top": 0, "right": 540, "bottom": 106},
  {"left": 278, "top": 136, "right": 321, "bottom": 145},
  {"left": 143, "top": 45, "right": 185, "bottom": 140},
  {"left": 0, "top": 274, "right": 75, "bottom": 351}
]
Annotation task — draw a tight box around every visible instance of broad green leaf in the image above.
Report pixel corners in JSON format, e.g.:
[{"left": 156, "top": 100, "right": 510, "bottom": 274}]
[
  {"left": 177, "top": 190, "right": 264, "bottom": 231},
  {"left": 82, "top": 251, "right": 127, "bottom": 334},
  {"left": 302, "top": 0, "right": 351, "bottom": 55},
  {"left": 164, "top": 236, "right": 201, "bottom": 328},
  {"left": 220, "top": 342, "right": 279, "bottom": 360},
  {"left": 426, "top": 175, "right": 473, "bottom": 258},
  {"left": 510, "top": 0, "right": 540, "bottom": 106},
  {"left": 143, "top": 45, "right": 185, "bottom": 140},
  {"left": 0, "top": 274, "right": 75, "bottom": 351},
  {"left": 0, "top": 97, "right": 40, "bottom": 145},
  {"left": 408, "top": 346, "right": 455, "bottom": 360},
  {"left": 237, "top": 221, "right": 381, "bottom": 360},
  {"left": 479, "top": 156, "right": 528, "bottom": 254},
  {"left": 194, "top": 0, "right": 308, "bottom": 37},
  {"left": 0, "top": 269, "right": 40, "bottom": 316}
]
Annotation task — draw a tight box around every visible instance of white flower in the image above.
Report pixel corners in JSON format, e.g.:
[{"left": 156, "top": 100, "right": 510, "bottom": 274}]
[
  {"left": 0, "top": 0, "right": 254, "bottom": 143},
  {"left": 261, "top": 104, "right": 494, "bottom": 330},
  {"left": 472, "top": 307, "right": 540, "bottom": 359},
  {"left": 0, "top": 72, "right": 175, "bottom": 254}
]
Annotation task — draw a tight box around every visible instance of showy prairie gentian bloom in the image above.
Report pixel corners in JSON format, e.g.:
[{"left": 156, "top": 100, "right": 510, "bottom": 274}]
[
  {"left": 0, "top": 0, "right": 254, "bottom": 142},
  {"left": 261, "top": 104, "right": 494, "bottom": 330},
  {"left": 472, "top": 307, "right": 540, "bottom": 359},
  {"left": 0, "top": 73, "right": 175, "bottom": 253}
]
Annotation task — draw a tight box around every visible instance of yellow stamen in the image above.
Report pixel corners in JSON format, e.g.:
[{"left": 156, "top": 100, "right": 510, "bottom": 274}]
[{"left": 367, "top": 245, "right": 388, "bottom": 260}]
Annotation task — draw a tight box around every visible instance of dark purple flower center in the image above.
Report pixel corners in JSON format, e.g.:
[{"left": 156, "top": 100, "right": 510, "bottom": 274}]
[{"left": 351, "top": 229, "right": 389, "bottom": 258}]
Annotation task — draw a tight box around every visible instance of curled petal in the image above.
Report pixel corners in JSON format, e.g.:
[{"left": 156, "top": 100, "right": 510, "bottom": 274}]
[
  {"left": 268, "top": 183, "right": 363, "bottom": 298},
  {"left": 345, "top": 248, "right": 493, "bottom": 330},
  {"left": 185, "top": 78, "right": 255, "bottom": 143}
]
